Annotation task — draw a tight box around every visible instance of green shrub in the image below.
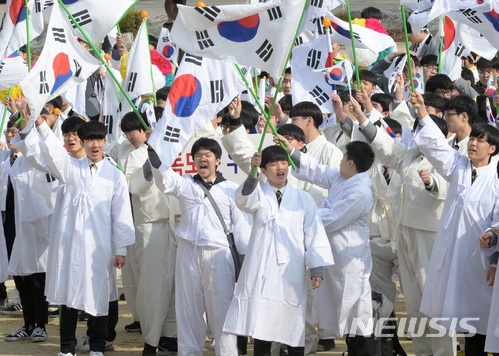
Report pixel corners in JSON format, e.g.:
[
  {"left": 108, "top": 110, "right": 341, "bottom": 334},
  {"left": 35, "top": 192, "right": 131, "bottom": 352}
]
[{"left": 119, "top": 9, "right": 145, "bottom": 36}]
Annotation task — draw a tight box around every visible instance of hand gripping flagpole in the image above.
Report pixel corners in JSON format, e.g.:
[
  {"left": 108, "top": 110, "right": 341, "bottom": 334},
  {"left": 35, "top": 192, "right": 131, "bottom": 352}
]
[
  {"left": 57, "top": 0, "right": 148, "bottom": 131},
  {"left": 141, "top": 11, "right": 157, "bottom": 106},
  {"left": 344, "top": 0, "right": 360, "bottom": 90},
  {"left": 0, "top": 87, "right": 13, "bottom": 132},
  {"left": 401, "top": 5, "right": 415, "bottom": 93},
  {"left": 25, "top": 0, "right": 31, "bottom": 71}
]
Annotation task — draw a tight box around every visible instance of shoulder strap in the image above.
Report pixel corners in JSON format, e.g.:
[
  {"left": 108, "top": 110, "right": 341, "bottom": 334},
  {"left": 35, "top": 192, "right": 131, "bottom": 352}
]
[{"left": 197, "top": 182, "right": 230, "bottom": 235}]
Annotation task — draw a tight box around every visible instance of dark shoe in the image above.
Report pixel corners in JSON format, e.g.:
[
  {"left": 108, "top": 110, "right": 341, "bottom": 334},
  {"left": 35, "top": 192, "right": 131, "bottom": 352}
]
[
  {"left": 142, "top": 342, "right": 156, "bottom": 355},
  {"left": 158, "top": 336, "right": 178, "bottom": 352},
  {"left": 78, "top": 311, "right": 90, "bottom": 321},
  {"left": 0, "top": 303, "right": 22, "bottom": 315},
  {"left": 124, "top": 321, "right": 141, "bottom": 332},
  {"left": 317, "top": 338, "right": 335, "bottom": 352},
  {"left": 119, "top": 293, "right": 126, "bottom": 301}
]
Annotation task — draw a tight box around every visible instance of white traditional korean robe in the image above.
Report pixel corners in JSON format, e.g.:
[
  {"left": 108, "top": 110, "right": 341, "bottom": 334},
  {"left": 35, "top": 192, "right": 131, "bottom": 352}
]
[
  {"left": 36, "top": 121, "right": 135, "bottom": 316},
  {"left": 292, "top": 150, "right": 374, "bottom": 337},
  {"left": 415, "top": 117, "right": 499, "bottom": 335},
  {"left": 223, "top": 180, "right": 334, "bottom": 347},
  {"left": 485, "top": 241, "right": 499, "bottom": 352}
]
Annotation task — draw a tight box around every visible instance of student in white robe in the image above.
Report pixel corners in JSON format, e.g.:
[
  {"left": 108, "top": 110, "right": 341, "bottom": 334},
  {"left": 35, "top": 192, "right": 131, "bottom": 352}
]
[
  {"left": 147, "top": 137, "right": 251, "bottom": 356},
  {"left": 282, "top": 133, "right": 376, "bottom": 355},
  {"left": 411, "top": 91, "right": 499, "bottom": 355},
  {"left": 33, "top": 119, "right": 135, "bottom": 356},
  {"left": 345, "top": 93, "right": 456, "bottom": 355},
  {"left": 107, "top": 111, "right": 179, "bottom": 356},
  {"left": 223, "top": 146, "right": 334, "bottom": 355},
  {"left": 1, "top": 119, "right": 56, "bottom": 343}
]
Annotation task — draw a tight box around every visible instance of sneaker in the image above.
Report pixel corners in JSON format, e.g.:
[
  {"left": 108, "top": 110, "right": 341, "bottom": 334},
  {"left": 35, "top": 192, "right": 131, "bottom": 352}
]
[
  {"left": 31, "top": 327, "right": 48, "bottom": 342},
  {"left": 48, "top": 304, "right": 59, "bottom": 312},
  {"left": 104, "top": 340, "right": 115, "bottom": 351},
  {"left": 317, "top": 338, "right": 335, "bottom": 352},
  {"left": 0, "top": 303, "right": 22, "bottom": 315},
  {"left": 49, "top": 308, "right": 60, "bottom": 318},
  {"left": 89, "top": 352, "right": 104, "bottom": 356},
  {"left": 5, "top": 326, "right": 31, "bottom": 341},
  {"left": 119, "top": 293, "right": 126, "bottom": 301},
  {"left": 124, "top": 320, "right": 141, "bottom": 332},
  {"left": 0, "top": 297, "right": 6, "bottom": 308},
  {"left": 58, "top": 353, "right": 75, "bottom": 356},
  {"left": 78, "top": 311, "right": 90, "bottom": 321},
  {"left": 142, "top": 342, "right": 157, "bottom": 355},
  {"left": 158, "top": 336, "right": 178, "bottom": 353},
  {"left": 76, "top": 335, "right": 90, "bottom": 351}
]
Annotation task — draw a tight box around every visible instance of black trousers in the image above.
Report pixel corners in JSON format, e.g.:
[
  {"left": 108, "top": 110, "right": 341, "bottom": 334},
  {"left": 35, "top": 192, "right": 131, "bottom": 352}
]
[
  {"left": 346, "top": 334, "right": 376, "bottom": 356},
  {"left": 13, "top": 273, "right": 48, "bottom": 329},
  {"left": 253, "top": 339, "right": 304, "bottom": 356},
  {"left": 60, "top": 305, "right": 108, "bottom": 353},
  {"left": 85, "top": 299, "right": 118, "bottom": 342}
]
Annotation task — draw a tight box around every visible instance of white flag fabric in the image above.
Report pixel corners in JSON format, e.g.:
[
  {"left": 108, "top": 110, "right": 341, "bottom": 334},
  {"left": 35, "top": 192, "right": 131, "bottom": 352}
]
[
  {"left": 19, "top": 0, "right": 101, "bottom": 124},
  {"left": 454, "top": 22, "right": 496, "bottom": 61},
  {"left": 408, "top": 0, "right": 492, "bottom": 34},
  {"left": 438, "top": 16, "right": 464, "bottom": 82},
  {"left": 157, "top": 26, "right": 179, "bottom": 67},
  {"left": 314, "top": 60, "right": 353, "bottom": 86},
  {"left": 447, "top": 3, "right": 499, "bottom": 55},
  {"left": 101, "top": 66, "right": 122, "bottom": 143},
  {"left": 324, "top": 13, "right": 396, "bottom": 55},
  {"left": 291, "top": 35, "right": 336, "bottom": 114},
  {"left": 0, "top": 51, "right": 29, "bottom": 89},
  {"left": 60, "top": 0, "right": 137, "bottom": 44},
  {"left": 303, "top": 0, "right": 344, "bottom": 35},
  {"left": 148, "top": 55, "right": 246, "bottom": 168},
  {"left": 170, "top": 0, "right": 307, "bottom": 78},
  {"left": 385, "top": 55, "right": 407, "bottom": 93},
  {"left": 404, "top": 68, "right": 425, "bottom": 101},
  {"left": 486, "top": 97, "right": 496, "bottom": 124},
  {"left": 124, "top": 20, "right": 154, "bottom": 99},
  {"left": 401, "top": 0, "right": 436, "bottom": 11}
]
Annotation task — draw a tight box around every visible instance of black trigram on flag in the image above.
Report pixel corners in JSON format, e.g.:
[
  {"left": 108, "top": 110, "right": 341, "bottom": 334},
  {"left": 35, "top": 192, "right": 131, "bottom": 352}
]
[
  {"left": 454, "top": 43, "right": 466, "bottom": 57},
  {"left": 163, "top": 125, "right": 180, "bottom": 143},
  {"left": 70, "top": 9, "right": 92, "bottom": 29},
  {"left": 195, "top": 6, "right": 221, "bottom": 22},
  {"left": 306, "top": 49, "right": 322, "bottom": 69},
  {"left": 310, "top": 0, "right": 324, "bottom": 7},
  {"left": 34, "top": 0, "right": 42, "bottom": 13},
  {"left": 39, "top": 71, "right": 49, "bottom": 94},
  {"left": 458, "top": 8, "right": 483, "bottom": 24},
  {"left": 310, "top": 85, "right": 329, "bottom": 106},
  {"left": 52, "top": 28, "right": 66, "bottom": 43},
  {"left": 103, "top": 115, "right": 113, "bottom": 134},
  {"left": 127, "top": 72, "right": 138, "bottom": 92},
  {"left": 256, "top": 40, "right": 273, "bottom": 62},
  {"left": 295, "top": 36, "right": 304, "bottom": 46},
  {"left": 312, "top": 16, "right": 327, "bottom": 35},
  {"left": 44, "top": 0, "right": 54, "bottom": 10},
  {"left": 210, "top": 80, "right": 224, "bottom": 103},
  {"left": 73, "top": 59, "right": 82, "bottom": 77},
  {"left": 240, "top": 66, "right": 248, "bottom": 76},
  {"left": 195, "top": 30, "right": 214, "bottom": 50},
  {"left": 0, "top": 61, "right": 4, "bottom": 75},
  {"left": 267, "top": 6, "right": 282, "bottom": 21},
  {"left": 184, "top": 54, "right": 203, "bottom": 66},
  {"left": 45, "top": 173, "right": 56, "bottom": 183}
]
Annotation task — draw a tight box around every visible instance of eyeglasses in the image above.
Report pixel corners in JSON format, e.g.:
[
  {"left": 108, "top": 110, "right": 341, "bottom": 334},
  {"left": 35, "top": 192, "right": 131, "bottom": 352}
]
[
  {"left": 435, "top": 89, "right": 452, "bottom": 97},
  {"left": 424, "top": 65, "right": 438, "bottom": 72},
  {"left": 283, "top": 135, "right": 296, "bottom": 142},
  {"left": 3, "top": 129, "right": 18, "bottom": 135},
  {"left": 123, "top": 130, "right": 138, "bottom": 139},
  {"left": 63, "top": 132, "right": 78, "bottom": 139},
  {"left": 444, "top": 112, "right": 459, "bottom": 119}
]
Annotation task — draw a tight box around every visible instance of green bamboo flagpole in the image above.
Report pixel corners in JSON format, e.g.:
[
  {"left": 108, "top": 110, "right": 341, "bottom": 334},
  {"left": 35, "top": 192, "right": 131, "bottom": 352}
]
[
  {"left": 25, "top": 0, "right": 31, "bottom": 71},
  {"left": 58, "top": 0, "right": 148, "bottom": 130},
  {"left": 437, "top": 16, "right": 444, "bottom": 74},
  {"left": 401, "top": 5, "right": 415, "bottom": 93},
  {"left": 344, "top": 0, "right": 360, "bottom": 90},
  {"left": 1, "top": 87, "right": 13, "bottom": 132}
]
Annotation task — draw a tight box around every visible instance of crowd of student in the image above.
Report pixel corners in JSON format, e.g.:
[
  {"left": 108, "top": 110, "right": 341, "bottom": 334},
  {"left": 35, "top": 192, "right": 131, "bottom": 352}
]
[{"left": 2, "top": 3, "right": 499, "bottom": 356}]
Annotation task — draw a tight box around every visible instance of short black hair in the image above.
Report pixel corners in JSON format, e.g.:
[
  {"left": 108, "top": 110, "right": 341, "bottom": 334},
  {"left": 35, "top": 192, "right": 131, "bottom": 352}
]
[
  {"left": 191, "top": 137, "right": 222, "bottom": 160},
  {"left": 420, "top": 54, "right": 438, "bottom": 67},
  {"left": 470, "top": 123, "right": 499, "bottom": 155},
  {"left": 154, "top": 106, "right": 164, "bottom": 121},
  {"left": 148, "top": 35, "right": 158, "bottom": 49},
  {"left": 289, "top": 101, "right": 323, "bottom": 128},
  {"left": 445, "top": 95, "right": 479, "bottom": 127},
  {"left": 383, "top": 118, "right": 402, "bottom": 136},
  {"left": 156, "top": 87, "right": 170, "bottom": 102},
  {"left": 426, "top": 74, "right": 454, "bottom": 92},
  {"left": 7, "top": 119, "right": 21, "bottom": 130},
  {"left": 277, "top": 124, "right": 305, "bottom": 143},
  {"left": 77, "top": 121, "right": 107, "bottom": 141},
  {"left": 284, "top": 67, "right": 291, "bottom": 75},
  {"left": 241, "top": 100, "right": 259, "bottom": 131},
  {"left": 423, "top": 92, "right": 446, "bottom": 113},
  {"left": 46, "top": 96, "right": 63, "bottom": 110},
  {"left": 476, "top": 57, "right": 499, "bottom": 71},
  {"left": 121, "top": 111, "right": 148, "bottom": 132},
  {"left": 278, "top": 94, "right": 293, "bottom": 112},
  {"left": 345, "top": 141, "right": 375, "bottom": 173},
  {"left": 61, "top": 116, "right": 85, "bottom": 134},
  {"left": 361, "top": 6, "right": 382, "bottom": 20},
  {"left": 371, "top": 93, "right": 392, "bottom": 112},
  {"left": 260, "top": 145, "right": 289, "bottom": 168},
  {"left": 461, "top": 67, "right": 475, "bottom": 86},
  {"left": 358, "top": 69, "right": 378, "bottom": 86},
  {"left": 405, "top": 20, "right": 427, "bottom": 34}
]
